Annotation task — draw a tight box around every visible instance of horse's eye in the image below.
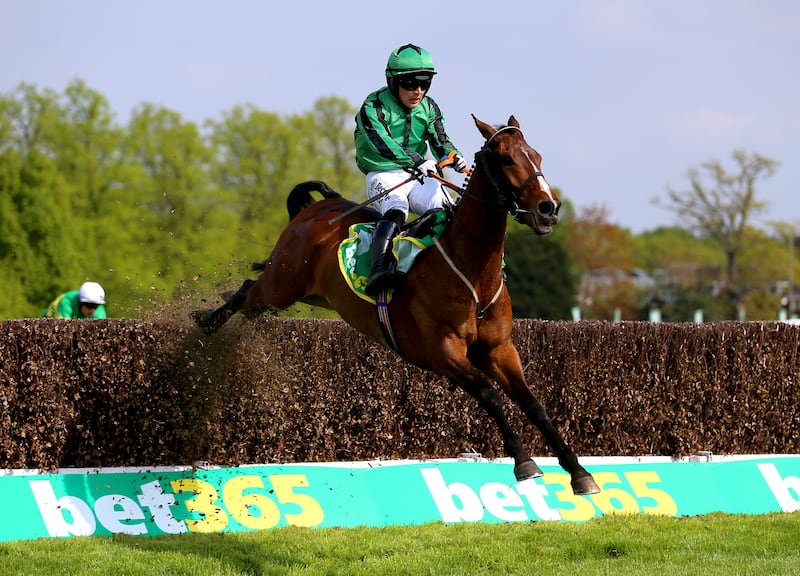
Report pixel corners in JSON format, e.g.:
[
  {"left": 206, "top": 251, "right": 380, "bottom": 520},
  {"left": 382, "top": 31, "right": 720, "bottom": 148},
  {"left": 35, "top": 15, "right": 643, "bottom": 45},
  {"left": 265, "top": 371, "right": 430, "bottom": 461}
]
[{"left": 502, "top": 155, "right": 514, "bottom": 166}]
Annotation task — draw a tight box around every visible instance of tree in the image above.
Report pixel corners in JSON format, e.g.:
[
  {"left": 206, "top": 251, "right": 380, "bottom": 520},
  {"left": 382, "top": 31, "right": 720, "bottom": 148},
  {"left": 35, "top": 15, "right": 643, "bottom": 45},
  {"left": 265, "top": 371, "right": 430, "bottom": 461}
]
[
  {"left": 562, "top": 204, "right": 636, "bottom": 272},
  {"left": 121, "top": 103, "right": 233, "bottom": 305},
  {"left": 632, "top": 226, "right": 722, "bottom": 281},
  {"left": 503, "top": 233, "right": 576, "bottom": 319},
  {"left": 49, "top": 80, "right": 130, "bottom": 305},
  {"left": 657, "top": 150, "right": 779, "bottom": 316},
  {"left": 207, "top": 98, "right": 361, "bottom": 264},
  {"left": 207, "top": 104, "right": 303, "bottom": 263},
  {"left": 770, "top": 222, "right": 800, "bottom": 317},
  {"left": 51, "top": 79, "right": 121, "bottom": 217},
  {"left": 295, "top": 96, "right": 362, "bottom": 195},
  {"left": 738, "top": 227, "right": 797, "bottom": 319},
  {"left": 0, "top": 84, "right": 82, "bottom": 316},
  {"left": 631, "top": 226, "right": 723, "bottom": 316},
  {"left": 561, "top": 204, "right": 641, "bottom": 319}
]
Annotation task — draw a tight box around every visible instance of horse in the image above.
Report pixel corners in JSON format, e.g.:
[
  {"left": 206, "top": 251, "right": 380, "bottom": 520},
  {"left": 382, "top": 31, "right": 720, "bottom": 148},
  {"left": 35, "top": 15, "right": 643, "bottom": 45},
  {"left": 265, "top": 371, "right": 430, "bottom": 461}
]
[{"left": 193, "top": 114, "right": 600, "bottom": 495}]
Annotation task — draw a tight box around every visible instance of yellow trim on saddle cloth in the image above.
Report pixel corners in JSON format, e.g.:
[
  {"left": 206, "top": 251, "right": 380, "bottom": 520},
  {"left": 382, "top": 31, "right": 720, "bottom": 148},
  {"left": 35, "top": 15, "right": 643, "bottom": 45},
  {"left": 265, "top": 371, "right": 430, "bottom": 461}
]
[{"left": 337, "top": 217, "right": 445, "bottom": 305}]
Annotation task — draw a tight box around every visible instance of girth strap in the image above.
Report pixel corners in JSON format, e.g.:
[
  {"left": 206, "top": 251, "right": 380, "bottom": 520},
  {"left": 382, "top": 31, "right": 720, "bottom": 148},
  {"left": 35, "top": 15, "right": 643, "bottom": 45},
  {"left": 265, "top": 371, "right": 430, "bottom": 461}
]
[{"left": 374, "top": 236, "right": 505, "bottom": 354}]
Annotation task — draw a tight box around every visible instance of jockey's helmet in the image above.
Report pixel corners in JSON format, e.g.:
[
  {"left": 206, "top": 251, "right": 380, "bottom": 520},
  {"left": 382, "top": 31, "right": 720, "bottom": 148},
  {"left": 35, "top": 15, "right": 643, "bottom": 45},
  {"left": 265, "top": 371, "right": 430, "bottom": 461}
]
[
  {"left": 79, "top": 281, "right": 106, "bottom": 305},
  {"left": 385, "top": 44, "right": 436, "bottom": 78}
]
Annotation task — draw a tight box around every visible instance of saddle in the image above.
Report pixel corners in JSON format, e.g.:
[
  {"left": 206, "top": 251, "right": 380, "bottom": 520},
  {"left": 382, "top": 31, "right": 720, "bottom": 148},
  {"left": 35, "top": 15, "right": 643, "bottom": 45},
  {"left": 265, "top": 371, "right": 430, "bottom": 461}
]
[
  {"left": 337, "top": 209, "right": 449, "bottom": 303},
  {"left": 401, "top": 208, "right": 446, "bottom": 238}
]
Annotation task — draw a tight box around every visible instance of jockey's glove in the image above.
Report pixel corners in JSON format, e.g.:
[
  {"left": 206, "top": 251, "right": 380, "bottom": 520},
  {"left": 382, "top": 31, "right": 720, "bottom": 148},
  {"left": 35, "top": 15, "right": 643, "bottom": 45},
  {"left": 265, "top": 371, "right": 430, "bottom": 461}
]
[
  {"left": 438, "top": 151, "right": 468, "bottom": 173},
  {"left": 410, "top": 159, "right": 439, "bottom": 182},
  {"left": 451, "top": 153, "right": 467, "bottom": 173}
]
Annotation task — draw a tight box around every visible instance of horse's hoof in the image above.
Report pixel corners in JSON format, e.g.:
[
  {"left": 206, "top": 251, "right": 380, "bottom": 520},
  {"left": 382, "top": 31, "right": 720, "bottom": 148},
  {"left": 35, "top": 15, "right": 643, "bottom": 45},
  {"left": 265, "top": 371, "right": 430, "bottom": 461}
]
[
  {"left": 190, "top": 309, "right": 210, "bottom": 327},
  {"left": 571, "top": 474, "right": 601, "bottom": 495},
  {"left": 514, "top": 459, "right": 544, "bottom": 481},
  {"left": 190, "top": 309, "right": 219, "bottom": 335}
]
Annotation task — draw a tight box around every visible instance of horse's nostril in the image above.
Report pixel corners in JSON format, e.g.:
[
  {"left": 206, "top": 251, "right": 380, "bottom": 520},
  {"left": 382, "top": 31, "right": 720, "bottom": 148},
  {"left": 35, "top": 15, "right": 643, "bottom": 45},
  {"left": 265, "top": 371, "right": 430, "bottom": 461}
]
[{"left": 538, "top": 201, "right": 556, "bottom": 216}]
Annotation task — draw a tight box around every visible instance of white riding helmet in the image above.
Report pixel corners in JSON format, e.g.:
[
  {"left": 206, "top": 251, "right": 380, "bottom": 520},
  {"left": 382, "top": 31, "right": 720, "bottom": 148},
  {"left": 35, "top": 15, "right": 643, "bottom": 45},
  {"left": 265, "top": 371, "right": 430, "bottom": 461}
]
[{"left": 78, "top": 281, "right": 106, "bottom": 305}]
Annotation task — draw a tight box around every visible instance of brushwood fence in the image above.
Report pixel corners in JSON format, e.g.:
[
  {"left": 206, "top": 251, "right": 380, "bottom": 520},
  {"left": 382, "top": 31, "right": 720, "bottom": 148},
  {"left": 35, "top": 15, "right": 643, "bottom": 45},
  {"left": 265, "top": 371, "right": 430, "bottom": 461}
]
[{"left": 1, "top": 318, "right": 798, "bottom": 470}]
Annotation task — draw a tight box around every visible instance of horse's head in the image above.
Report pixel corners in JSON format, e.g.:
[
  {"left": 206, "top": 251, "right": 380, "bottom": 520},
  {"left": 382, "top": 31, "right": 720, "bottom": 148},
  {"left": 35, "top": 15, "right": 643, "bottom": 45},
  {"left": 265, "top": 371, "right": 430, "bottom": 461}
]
[{"left": 472, "top": 115, "right": 561, "bottom": 235}]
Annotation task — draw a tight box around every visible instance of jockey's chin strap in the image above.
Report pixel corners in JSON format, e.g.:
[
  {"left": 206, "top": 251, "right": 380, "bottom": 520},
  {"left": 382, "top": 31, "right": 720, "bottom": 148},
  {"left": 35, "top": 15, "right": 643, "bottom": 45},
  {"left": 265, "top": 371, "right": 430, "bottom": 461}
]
[{"left": 433, "top": 236, "right": 504, "bottom": 324}]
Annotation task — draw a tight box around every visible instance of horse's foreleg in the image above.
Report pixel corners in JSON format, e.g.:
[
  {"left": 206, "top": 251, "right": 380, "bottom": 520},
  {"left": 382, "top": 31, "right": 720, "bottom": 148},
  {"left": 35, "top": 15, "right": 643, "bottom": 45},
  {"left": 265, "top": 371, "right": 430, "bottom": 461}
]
[
  {"left": 448, "top": 371, "right": 543, "bottom": 482},
  {"left": 482, "top": 346, "right": 600, "bottom": 495},
  {"left": 518, "top": 397, "right": 599, "bottom": 495},
  {"left": 192, "top": 279, "right": 256, "bottom": 334}
]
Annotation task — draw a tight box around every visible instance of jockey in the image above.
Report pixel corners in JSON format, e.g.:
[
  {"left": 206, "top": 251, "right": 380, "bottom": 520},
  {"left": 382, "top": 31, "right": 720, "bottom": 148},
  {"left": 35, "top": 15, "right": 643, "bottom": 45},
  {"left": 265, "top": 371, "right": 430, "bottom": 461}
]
[
  {"left": 354, "top": 43, "right": 467, "bottom": 296},
  {"left": 42, "top": 281, "right": 107, "bottom": 319}
]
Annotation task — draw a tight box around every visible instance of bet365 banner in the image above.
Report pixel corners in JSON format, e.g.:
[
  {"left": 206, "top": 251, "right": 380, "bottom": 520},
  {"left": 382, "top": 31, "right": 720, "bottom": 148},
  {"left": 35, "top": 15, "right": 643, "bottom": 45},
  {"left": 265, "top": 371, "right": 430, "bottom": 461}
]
[{"left": 2, "top": 455, "right": 799, "bottom": 542}]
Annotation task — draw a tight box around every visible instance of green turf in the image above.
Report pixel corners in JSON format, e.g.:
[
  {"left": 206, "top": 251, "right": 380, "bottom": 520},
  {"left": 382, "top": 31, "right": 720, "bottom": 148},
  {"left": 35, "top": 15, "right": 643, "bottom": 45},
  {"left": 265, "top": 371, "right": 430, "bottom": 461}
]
[{"left": 3, "top": 512, "right": 799, "bottom": 575}]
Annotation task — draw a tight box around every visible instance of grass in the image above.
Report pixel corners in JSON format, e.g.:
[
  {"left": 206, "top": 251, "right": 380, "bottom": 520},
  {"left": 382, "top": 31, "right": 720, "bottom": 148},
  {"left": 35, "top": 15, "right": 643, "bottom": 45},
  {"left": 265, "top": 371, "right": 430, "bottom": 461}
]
[{"left": 2, "top": 512, "right": 799, "bottom": 575}]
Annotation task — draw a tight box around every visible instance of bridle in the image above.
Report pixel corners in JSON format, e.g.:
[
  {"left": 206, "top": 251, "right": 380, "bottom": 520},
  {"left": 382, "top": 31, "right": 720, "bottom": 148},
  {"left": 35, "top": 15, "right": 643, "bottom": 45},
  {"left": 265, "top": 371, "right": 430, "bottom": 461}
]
[
  {"left": 481, "top": 125, "right": 545, "bottom": 215},
  {"left": 447, "top": 125, "right": 546, "bottom": 244},
  {"left": 433, "top": 124, "right": 543, "bottom": 323}
]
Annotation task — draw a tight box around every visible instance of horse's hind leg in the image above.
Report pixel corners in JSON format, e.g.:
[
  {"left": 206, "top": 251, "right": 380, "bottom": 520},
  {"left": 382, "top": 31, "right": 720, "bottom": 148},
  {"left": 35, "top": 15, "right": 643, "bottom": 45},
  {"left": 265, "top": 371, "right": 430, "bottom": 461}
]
[{"left": 192, "top": 279, "right": 256, "bottom": 334}]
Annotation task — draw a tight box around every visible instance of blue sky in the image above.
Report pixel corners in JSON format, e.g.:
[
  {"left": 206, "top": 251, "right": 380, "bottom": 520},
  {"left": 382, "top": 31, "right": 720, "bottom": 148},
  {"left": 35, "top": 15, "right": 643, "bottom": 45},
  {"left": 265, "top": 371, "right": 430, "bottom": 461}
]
[{"left": 4, "top": 0, "right": 799, "bottom": 233}]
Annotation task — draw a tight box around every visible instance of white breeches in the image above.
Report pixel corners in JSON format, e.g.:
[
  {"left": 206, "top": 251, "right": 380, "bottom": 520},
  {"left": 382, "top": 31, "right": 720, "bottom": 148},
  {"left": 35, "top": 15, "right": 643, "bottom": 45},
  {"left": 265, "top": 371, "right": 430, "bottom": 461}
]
[{"left": 365, "top": 169, "right": 451, "bottom": 219}]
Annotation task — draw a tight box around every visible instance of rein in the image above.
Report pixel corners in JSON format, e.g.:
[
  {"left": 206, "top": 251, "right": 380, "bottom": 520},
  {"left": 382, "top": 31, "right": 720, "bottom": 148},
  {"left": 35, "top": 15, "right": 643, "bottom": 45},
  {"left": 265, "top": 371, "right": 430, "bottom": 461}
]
[
  {"left": 469, "top": 127, "right": 544, "bottom": 219},
  {"left": 438, "top": 125, "right": 544, "bottom": 245},
  {"left": 422, "top": 124, "right": 543, "bottom": 322}
]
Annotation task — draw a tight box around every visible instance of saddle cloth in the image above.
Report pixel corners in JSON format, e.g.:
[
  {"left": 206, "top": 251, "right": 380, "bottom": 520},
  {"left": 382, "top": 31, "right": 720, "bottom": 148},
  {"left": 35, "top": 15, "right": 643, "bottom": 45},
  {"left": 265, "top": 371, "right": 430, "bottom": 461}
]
[{"left": 337, "top": 210, "right": 448, "bottom": 304}]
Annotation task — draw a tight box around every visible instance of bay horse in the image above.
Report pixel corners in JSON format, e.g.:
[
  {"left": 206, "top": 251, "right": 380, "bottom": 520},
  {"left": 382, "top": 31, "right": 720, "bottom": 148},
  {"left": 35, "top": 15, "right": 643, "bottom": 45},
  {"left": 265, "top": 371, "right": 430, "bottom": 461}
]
[{"left": 193, "top": 115, "right": 600, "bottom": 495}]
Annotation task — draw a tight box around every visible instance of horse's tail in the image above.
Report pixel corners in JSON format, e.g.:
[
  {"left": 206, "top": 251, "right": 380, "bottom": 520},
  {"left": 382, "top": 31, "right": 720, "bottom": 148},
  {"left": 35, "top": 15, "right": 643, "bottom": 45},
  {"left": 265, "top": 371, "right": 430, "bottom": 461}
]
[
  {"left": 286, "top": 180, "right": 342, "bottom": 220},
  {"left": 249, "top": 181, "right": 342, "bottom": 272}
]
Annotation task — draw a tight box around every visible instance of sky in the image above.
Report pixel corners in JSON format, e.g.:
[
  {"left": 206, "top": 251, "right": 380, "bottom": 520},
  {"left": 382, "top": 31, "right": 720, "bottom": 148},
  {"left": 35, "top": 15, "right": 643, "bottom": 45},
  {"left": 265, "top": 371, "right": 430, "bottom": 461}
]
[{"left": 3, "top": 0, "right": 799, "bottom": 233}]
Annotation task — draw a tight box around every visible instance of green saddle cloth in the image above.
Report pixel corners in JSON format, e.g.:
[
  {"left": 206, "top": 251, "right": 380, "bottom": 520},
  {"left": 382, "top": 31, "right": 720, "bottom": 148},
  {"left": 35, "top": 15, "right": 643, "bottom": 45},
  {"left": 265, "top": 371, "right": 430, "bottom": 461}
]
[{"left": 337, "top": 211, "right": 449, "bottom": 304}]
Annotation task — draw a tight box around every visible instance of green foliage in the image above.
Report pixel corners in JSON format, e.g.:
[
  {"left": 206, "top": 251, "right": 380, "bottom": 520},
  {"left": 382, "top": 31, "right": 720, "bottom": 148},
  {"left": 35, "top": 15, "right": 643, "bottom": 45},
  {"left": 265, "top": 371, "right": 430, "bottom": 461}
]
[
  {"left": 660, "top": 286, "right": 727, "bottom": 322},
  {"left": 633, "top": 225, "right": 795, "bottom": 321},
  {"left": 657, "top": 150, "right": 780, "bottom": 306},
  {"left": 504, "top": 231, "right": 576, "bottom": 319},
  {"left": 0, "top": 82, "right": 362, "bottom": 319},
  {"left": 0, "top": 80, "right": 793, "bottom": 321},
  {"left": 632, "top": 226, "right": 723, "bottom": 282},
  {"left": 0, "top": 148, "right": 79, "bottom": 315}
]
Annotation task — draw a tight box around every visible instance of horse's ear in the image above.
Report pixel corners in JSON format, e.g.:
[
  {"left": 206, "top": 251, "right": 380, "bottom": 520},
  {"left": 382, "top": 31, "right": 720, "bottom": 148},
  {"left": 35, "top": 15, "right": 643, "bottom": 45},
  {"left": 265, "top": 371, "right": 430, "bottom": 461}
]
[
  {"left": 508, "top": 115, "right": 520, "bottom": 129},
  {"left": 472, "top": 114, "right": 496, "bottom": 140}
]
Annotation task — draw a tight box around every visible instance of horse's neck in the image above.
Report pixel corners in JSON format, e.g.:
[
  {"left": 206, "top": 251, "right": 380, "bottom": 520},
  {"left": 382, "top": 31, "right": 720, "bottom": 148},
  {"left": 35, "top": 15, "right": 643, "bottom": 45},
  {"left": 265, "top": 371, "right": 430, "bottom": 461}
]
[{"left": 444, "top": 179, "right": 507, "bottom": 277}]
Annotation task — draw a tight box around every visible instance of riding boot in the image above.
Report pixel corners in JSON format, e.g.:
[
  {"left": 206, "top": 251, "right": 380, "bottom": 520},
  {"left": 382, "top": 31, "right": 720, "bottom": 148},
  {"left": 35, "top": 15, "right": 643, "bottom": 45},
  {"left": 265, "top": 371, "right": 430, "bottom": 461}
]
[{"left": 365, "top": 220, "right": 400, "bottom": 296}]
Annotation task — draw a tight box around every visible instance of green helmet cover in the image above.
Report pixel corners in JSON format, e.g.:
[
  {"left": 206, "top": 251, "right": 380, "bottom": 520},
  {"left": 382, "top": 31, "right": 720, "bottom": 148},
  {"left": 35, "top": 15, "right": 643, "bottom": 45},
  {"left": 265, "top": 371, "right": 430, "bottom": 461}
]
[{"left": 385, "top": 44, "right": 436, "bottom": 78}]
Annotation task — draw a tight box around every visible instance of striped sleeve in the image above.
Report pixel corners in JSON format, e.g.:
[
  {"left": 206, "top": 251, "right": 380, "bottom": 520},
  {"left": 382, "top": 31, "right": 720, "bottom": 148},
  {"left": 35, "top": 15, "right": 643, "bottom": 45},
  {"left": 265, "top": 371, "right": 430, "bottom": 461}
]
[
  {"left": 425, "top": 97, "right": 458, "bottom": 160},
  {"left": 356, "top": 94, "right": 413, "bottom": 167}
]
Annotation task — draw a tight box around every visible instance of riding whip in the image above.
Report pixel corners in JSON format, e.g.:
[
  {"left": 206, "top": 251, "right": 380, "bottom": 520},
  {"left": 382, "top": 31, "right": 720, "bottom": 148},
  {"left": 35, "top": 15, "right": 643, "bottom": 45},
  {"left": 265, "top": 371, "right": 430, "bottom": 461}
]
[
  {"left": 327, "top": 155, "right": 469, "bottom": 225},
  {"left": 326, "top": 169, "right": 427, "bottom": 225}
]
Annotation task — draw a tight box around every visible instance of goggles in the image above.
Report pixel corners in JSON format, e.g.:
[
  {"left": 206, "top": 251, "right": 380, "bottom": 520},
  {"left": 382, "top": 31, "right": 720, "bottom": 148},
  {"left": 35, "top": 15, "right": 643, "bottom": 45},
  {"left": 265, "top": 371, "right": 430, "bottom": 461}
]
[{"left": 397, "top": 76, "right": 432, "bottom": 91}]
